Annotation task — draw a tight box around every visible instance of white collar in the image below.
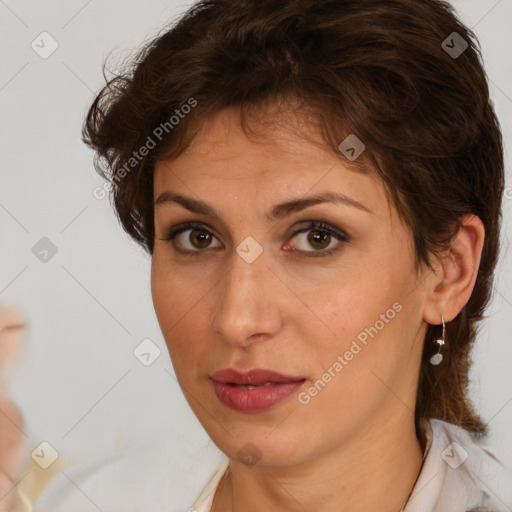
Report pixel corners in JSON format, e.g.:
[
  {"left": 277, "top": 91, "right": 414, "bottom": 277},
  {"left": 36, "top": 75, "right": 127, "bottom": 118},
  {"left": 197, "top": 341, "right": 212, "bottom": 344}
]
[{"left": 190, "top": 418, "right": 512, "bottom": 512}]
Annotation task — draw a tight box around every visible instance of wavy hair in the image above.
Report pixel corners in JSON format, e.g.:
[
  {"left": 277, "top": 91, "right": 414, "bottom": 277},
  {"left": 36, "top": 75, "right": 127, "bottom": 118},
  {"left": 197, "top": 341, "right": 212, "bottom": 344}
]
[{"left": 82, "top": 0, "right": 504, "bottom": 436}]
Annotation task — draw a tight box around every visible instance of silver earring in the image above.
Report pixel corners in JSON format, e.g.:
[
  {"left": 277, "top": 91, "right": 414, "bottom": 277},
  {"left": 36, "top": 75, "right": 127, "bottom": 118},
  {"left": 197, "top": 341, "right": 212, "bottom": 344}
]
[{"left": 429, "top": 316, "right": 446, "bottom": 365}]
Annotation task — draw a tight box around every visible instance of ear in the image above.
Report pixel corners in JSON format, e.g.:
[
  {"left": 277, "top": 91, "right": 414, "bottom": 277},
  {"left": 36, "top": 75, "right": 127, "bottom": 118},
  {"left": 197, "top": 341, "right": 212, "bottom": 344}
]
[{"left": 422, "top": 214, "right": 485, "bottom": 325}]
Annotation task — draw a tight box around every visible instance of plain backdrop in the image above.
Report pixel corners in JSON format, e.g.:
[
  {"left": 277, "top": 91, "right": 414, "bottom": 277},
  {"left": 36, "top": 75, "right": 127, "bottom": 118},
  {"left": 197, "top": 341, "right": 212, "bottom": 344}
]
[{"left": 1, "top": 0, "right": 511, "bottom": 508}]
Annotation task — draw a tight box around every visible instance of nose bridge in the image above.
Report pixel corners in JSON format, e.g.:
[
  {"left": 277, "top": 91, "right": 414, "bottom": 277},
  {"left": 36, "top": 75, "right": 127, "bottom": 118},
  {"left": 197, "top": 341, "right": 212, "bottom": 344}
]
[{"left": 212, "top": 246, "right": 280, "bottom": 345}]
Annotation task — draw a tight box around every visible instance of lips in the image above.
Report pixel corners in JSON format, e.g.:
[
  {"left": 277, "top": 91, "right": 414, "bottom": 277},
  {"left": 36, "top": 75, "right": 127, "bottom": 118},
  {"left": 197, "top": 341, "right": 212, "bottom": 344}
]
[
  {"left": 210, "top": 368, "right": 305, "bottom": 386},
  {"left": 210, "top": 368, "right": 306, "bottom": 413}
]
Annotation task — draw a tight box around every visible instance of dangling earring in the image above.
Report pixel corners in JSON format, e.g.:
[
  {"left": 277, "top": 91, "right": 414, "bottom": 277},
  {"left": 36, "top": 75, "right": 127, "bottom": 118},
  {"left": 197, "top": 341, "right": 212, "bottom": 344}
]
[{"left": 429, "top": 316, "right": 446, "bottom": 365}]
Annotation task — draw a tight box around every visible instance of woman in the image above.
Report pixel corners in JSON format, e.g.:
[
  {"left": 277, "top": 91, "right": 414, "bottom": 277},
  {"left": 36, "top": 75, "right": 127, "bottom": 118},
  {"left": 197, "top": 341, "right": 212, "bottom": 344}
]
[{"left": 79, "top": 0, "right": 511, "bottom": 510}]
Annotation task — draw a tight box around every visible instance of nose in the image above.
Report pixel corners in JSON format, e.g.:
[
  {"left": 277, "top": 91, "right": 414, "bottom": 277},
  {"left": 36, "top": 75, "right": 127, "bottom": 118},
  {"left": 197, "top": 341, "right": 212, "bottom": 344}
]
[{"left": 211, "top": 245, "right": 284, "bottom": 348}]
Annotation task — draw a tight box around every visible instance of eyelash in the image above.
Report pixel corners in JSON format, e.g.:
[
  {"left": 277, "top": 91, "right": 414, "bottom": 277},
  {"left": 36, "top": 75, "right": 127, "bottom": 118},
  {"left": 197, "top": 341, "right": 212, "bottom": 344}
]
[{"left": 158, "top": 221, "right": 349, "bottom": 258}]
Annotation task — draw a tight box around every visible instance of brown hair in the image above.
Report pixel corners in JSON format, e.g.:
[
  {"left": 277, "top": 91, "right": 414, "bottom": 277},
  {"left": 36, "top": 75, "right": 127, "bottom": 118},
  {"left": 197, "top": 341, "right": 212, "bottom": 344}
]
[{"left": 82, "top": 0, "right": 504, "bottom": 434}]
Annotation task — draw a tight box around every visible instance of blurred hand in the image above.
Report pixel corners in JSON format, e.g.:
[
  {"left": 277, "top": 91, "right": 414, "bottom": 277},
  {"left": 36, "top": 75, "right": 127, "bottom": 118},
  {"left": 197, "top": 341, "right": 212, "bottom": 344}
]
[
  {"left": 0, "top": 471, "right": 16, "bottom": 512},
  {"left": 0, "top": 303, "right": 27, "bottom": 512}
]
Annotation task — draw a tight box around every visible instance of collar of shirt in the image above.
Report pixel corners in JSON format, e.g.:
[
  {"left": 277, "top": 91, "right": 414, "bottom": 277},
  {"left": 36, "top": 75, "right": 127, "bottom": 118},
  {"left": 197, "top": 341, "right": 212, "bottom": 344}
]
[{"left": 190, "top": 418, "right": 512, "bottom": 512}]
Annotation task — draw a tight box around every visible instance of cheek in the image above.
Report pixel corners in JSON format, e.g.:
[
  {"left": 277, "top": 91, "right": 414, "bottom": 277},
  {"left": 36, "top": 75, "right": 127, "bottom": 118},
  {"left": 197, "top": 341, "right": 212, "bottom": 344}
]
[
  {"left": 151, "top": 255, "right": 205, "bottom": 329},
  {"left": 309, "top": 250, "right": 414, "bottom": 366},
  {"left": 151, "top": 257, "right": 212, "bottom": 370}
]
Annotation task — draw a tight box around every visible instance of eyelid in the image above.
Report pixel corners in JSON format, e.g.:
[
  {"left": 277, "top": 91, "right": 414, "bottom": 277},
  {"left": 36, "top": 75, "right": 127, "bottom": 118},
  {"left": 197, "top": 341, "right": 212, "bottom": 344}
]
[
  {"left": 289, "top": 220, "right": 349, "bottom": 241},
  {"left": 158, "top": 220, "right": 349, "bottom": 256},
  {"left": 285, "top": 220, "right": 349, "bottom": 256},
  {"left": 160, "top": 221, "right": 222, "bottom": 253}
]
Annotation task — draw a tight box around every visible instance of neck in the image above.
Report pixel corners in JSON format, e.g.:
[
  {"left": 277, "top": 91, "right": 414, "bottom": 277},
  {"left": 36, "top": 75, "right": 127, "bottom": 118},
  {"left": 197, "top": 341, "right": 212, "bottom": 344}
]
[{"left": 212, "top": 411, "right": 424, "bottom": 512}]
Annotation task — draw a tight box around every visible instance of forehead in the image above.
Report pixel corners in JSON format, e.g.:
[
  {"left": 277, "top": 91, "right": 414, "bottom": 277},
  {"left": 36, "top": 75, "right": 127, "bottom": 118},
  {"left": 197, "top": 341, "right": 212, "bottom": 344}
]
[{"left": 153, "top": 106, "right": 390, "bottom": 220}]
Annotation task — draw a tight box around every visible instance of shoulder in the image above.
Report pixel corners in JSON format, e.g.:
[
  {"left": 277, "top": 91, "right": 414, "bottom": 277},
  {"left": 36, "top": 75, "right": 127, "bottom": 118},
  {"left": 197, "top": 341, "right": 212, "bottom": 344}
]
[{"left": 407, "top": 418, "right": 512, "bottom": 512}]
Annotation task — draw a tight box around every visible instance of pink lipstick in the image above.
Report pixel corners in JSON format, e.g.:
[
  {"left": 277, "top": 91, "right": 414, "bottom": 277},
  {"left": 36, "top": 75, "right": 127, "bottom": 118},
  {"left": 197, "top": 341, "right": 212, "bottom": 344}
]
[{"left": 210, "top": 368, "right": 306, "bottom": 413}]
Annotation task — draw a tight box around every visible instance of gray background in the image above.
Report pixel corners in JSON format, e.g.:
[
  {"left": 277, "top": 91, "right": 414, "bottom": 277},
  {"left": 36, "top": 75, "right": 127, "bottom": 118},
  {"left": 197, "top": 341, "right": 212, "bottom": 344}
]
[{"left": 1, "top": 0, "right": 511, "bottom": 507}]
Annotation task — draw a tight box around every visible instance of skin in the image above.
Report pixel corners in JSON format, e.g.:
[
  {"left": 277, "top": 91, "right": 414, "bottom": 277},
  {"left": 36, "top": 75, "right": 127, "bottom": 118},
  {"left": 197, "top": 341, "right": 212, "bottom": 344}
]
[
  {"left": 0, "top": 304, "right": 26, "bottom": 511},
  {"left": 151, "top": 105, "right": 484, "bottom": 512}
]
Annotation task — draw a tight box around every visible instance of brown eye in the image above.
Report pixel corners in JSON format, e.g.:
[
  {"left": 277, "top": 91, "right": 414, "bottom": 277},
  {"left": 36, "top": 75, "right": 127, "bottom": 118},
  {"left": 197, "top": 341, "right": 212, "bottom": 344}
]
[
  {"left": 189, "top": 229, "right": 213, "bottom": 249},
  {"left": 160, "top": 222, "right": 222, "bottom": 253},
  {"left": 285, "top": 221, "right": 349, "bottom": 257},
  {"left": 307, "top": 230, "right": 331, "bottom": 250}
]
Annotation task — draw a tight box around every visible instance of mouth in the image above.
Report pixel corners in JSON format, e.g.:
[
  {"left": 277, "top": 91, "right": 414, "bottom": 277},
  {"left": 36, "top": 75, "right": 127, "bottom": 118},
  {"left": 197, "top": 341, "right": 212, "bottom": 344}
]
[
  {"left": 210, "top": 368, "right": 306, "bottom": 413},
  {"left": 229, "top": 382, "right": 276, "bottom": 389},
  {"left": 210, "top": 367, "right": 306, "bottom": 386}
]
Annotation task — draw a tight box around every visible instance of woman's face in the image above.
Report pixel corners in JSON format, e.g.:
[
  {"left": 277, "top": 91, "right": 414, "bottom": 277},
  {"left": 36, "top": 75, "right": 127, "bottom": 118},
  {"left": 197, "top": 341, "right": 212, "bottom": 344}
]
[{"left": 151, "top": 106, "right": 430, "bottom": 466}]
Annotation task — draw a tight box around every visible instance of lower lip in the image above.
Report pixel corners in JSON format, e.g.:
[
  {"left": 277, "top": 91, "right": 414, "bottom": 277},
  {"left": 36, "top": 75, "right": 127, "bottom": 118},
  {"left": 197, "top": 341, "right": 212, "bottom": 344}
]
[{"left": 212, "top": 380, "right": 306, "bottom": 413}]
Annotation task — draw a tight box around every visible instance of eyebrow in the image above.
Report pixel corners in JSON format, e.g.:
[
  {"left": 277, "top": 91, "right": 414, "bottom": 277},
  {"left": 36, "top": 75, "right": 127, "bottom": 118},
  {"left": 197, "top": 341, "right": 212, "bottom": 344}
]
[{"left": 154, "top": 191, "right": 374, "bottom": 221}]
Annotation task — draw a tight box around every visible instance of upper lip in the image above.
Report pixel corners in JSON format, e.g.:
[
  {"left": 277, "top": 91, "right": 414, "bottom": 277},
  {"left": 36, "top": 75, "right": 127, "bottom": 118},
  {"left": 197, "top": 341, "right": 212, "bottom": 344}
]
[{"left": 210, "top": 368, "right": 306, "bottom": 385}]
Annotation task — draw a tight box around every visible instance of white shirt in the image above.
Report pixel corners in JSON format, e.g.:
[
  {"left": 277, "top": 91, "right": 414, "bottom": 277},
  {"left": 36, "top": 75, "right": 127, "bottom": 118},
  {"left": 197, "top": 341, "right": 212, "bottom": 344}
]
[
  {"left": 29, "top": 419, "right": 511, "bottom": 512},
  {"left": 189, "top": 419, "right": 512, "bottom": 512}
]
